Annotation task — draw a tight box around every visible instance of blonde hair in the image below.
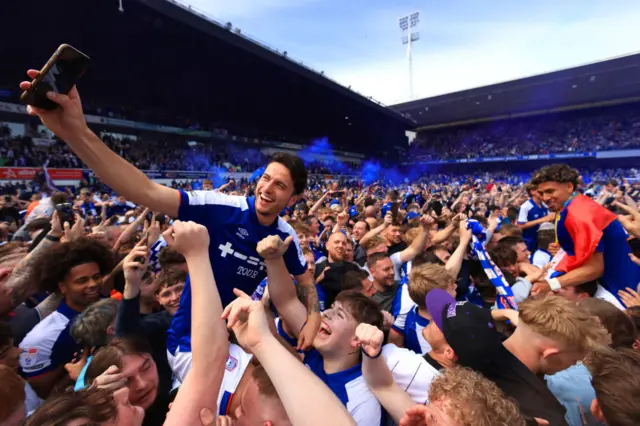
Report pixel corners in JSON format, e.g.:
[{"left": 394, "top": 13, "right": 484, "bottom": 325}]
[
  {"left": 408, "top": 263, "right": 454, "bottom": 309},
  {"left": 428, "top": 367, "right": 525, "bottom": 426},
  {"left": 519, "top": 295, "right": 611, "bottom": 352},
  {"left": 404, "top": 227, "right": 421, "bottom": 245},
  {"left": 360, "top": 235, "right": 386, "bottom": 252}
]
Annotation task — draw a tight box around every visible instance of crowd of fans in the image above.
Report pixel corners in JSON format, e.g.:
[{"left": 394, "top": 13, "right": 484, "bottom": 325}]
[
  {"left": 412, "top": 103, "right": 640, "bottom": 160},
  {"left": 2, "top": 141, "right": 640, "bottom": 426},
  {"left": 2, "top": 75, "right": 640, "bottom": 426},
  {"left": 0, "top": 128, "right": 359, "bottom": 175}
]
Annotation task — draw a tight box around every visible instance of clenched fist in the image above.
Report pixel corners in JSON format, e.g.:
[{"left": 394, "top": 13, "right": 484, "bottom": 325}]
[
  {"left": 353, "top": 323, "right": 384, "bottom": 358},
  {"left": 257, "top": 235, "right": 293, "bottom": 261},
  {"left": 163, "top": 220, "right": 210, "bottom": 258}
]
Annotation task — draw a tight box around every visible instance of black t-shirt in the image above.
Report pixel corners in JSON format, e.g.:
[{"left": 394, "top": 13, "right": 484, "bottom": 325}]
[
  {"left": 388, "top": 241, "right": 407, "bottom": 256},
  {"left": 458, "top": 340, "right": 568, "bottom": 425}
]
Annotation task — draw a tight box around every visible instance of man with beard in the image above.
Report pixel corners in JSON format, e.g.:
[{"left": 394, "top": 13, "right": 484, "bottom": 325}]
[{"left": 20, "top": 72, "right": 320, "bottom": 350}]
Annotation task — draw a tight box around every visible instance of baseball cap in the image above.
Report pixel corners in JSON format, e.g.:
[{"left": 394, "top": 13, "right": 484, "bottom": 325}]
[
  {"left": 426, "top": 289, "right": 503, "bottom": 368},
  {"left": 538, "top": 222, "right": 554, "bottom": 232},
  {"left": 404, "top": 211, "right": 420, "bottom": 223}
]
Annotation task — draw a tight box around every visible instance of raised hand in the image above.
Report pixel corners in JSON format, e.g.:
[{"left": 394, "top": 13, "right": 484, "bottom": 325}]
[
  {"left": 92, "top": 365, "right": 127, "bottom": 391},
  {"left": 221, "top": 296, "right": 271, "bottom": 352},
  {"left": 615, "top": 201, "right": 640, "bottom": 238},
  {"left": 163, "top": 220, "right": 210, "bottom": 258},
  {"left": 383, "top": 211, "right": 394, "bottom": 227},
  {"left": 618, "top": 286, "right": 640, "bottom": 308},
  {"left": 353, "top": 323, "right": 384, "bottom": 357},
  {"left": 123, "top": 244, "right": 149, "bottom": 288},
  {"left": 20, "top": 69, "right": 89, "bottom": 142},
  {"left": 64, "top": 213, "right": 86, "bottom": 242},
  {"left": 420, "top": 214, "right": 435, "bottom": 229},
  {"left": 256, "top": 235, "right": 293, "bottom": 261}
]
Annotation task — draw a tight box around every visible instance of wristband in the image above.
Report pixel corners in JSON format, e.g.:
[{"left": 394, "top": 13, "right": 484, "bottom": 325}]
[
  {"left": 361, "top": 347, "right": 383, "bottom": 359},
  {"left": 45, "top": 234, "right": 61, "bottom": 242},
  {"left": 547, "top": 278, "right": 561, "bottom": 291}
]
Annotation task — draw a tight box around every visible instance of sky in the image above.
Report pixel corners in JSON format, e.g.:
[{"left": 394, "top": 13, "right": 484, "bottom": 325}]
[{"left": 182, "top": 0, "right": 640, "bottom": 105}]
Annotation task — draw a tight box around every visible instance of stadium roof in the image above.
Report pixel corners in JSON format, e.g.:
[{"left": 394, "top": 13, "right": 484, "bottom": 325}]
[
  {"left": 0, "top": 0, "right": 412, "bottom": 153},
  {"left": 392, "top": 52, "right": 640, "bottom": 130}
]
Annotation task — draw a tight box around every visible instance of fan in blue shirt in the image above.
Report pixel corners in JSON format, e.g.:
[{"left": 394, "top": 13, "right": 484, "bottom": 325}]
[{"left": 517, "top": 185, "right": 552, "bottom": 251}]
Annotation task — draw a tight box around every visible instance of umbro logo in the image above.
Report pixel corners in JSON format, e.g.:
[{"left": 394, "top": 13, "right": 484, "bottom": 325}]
[{"left": 236, "top": 228, "right": 249, "bottom": 239}]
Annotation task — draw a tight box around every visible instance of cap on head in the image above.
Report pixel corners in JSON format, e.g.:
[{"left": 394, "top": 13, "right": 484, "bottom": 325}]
[{"left": 426, "top": 289, "right": 502, "bottom": 368}]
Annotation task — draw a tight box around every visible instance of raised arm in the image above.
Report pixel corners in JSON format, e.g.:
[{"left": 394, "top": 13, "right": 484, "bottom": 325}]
[
  {"left": 309, "top": 192, "right": 330, "bottom": 216},
  {"left": 355, "top": 324, "right": 415, "bottom": 423},
  {"left": 115, "top": 243, "right": 151, "bottom": 337},
  {"left": 0, "top": 213, "right": 62, "bottom": 316},
  {"left": 257, "top": 235, "right": 307, "bottom": 339},
  {"left": 223, "top": 298, "right": 356, "bottom": 426},
  {"left": 20, "top": 72, "right": 179, "bottom": 217},
  {"left": 445, "top": 220, "right": 472, "bottom": 277},
  {"left": 360, "top": 212, "right": 392, "bottom": 247},
  {"left": 398, "top": 215, "right": 433, "bottom": 264},
  {"left": 164, "top": 221, "right": 229, "bottom": 426}
]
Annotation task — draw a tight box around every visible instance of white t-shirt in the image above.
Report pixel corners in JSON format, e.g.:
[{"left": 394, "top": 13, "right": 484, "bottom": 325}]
[{"left": 382, "top": 344, "right": 439, "bottom": 403}]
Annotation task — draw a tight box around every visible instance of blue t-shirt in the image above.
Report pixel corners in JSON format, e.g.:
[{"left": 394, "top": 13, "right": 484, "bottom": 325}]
[
  {"left": 303, "top": 350, "right": 382, "bottom": 426},
  {"left": 108, "top": 201, "right": 135, "bottom": 217},
  {"left": 167, "top": 191, "right": 308, "bottom": 354},
  {"left": 517, "top": 199, "right": 548, "bottom": 249}
]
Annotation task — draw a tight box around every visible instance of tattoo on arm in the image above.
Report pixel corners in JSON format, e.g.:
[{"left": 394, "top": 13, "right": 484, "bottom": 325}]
[
  {"left": 299, "top": 283, "right": 321, "bottom": 313},
  {"left": 35, "top": 293, "right": 64, "bottom": 320},
  {"left": 1, "top": 238, "right": 58, "bottom": 316}
]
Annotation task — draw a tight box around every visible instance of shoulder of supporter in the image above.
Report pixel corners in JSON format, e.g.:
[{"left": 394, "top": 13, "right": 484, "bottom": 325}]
[
  {"left": 347, "top": 378, "right": 382, "bottom": 426},
  {"left": 18, "top": 312, "right": 72, "bottom": 375},
  {"left": 381, "top": 343, "right": 436, "bottom": 403},
  {"left": 517, "top": 200, "right": 533, "bottom": 223}
]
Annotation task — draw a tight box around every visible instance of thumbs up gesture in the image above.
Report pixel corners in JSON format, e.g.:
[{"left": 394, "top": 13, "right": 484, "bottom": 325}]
[{"left": 257, "top": 235, "right": 293, "bottom": 260}]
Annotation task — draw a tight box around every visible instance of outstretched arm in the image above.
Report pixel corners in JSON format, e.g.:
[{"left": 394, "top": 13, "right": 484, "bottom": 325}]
[
  {"left": 0, "top": 213, "right": 62, "bottom": 317},
  {"left": 398, "top": 215, "right": 433, "bottom": 264},
  {"left": 164, "top": 221, "right": 228, "bottom": 425},
  {"left": 356, "top": 324, "right": 415, "bottom": 423},
  {"left": 257, "top": 235, "right": 308, "bottom": 340},
  {"left": 20, "top": 72, "right": 180, "bottom": 217},
  {"left": 359, "top": 212, "right": 392, "bottom": 247}
]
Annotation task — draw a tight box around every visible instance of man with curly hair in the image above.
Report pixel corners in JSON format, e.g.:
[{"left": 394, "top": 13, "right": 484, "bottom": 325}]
[
  {"left": 18, "top": 237, "right": 114, "bottom": 399},
  {"left": 530, "top": 164, "right": 640, "bottom": 300},
  {"left": 399, "top": 367, "right": 527, "bottom": 426}
]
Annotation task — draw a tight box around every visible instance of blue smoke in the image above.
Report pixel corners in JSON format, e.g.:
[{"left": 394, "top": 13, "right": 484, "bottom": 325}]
[
  {"left": 250, "top": 165, "right": 266, "bottom": 182},
  {"left": 297, "top": 137, "right": 347, "bottom": 173}
]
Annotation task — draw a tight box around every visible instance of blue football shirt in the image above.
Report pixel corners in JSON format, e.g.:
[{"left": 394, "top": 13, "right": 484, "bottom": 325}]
[
  {"left": 517, "top": 199, "right": 548, "bottom": 250},
  {"left": 167, "top": 190, "right": 307, "bottom": 354}
]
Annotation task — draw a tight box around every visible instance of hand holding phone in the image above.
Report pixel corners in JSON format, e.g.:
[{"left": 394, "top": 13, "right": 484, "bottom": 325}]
[
  {"left": 20, "top": 44, "right": 90, "bottom": 111},
  {"left": 55, "top": 203, "right": 76, "bottom": 228}
]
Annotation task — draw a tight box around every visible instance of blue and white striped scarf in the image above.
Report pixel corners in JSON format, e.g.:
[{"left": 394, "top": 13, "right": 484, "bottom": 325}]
[{"left": 466, "top": 219, "right": 518, "bottom": 310}]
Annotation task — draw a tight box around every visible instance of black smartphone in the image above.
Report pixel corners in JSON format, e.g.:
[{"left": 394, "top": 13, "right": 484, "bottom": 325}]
[
  {"left": 20, "top": 44, "right": 90, "bottom": 111},
  {"left": 390, "top": 202, "right": 400, "bottom": 217},
  {"left": 55, "top": 202, "right": 75, "bottom": 227},
  {"left": 331, "top": 191, "right": 345, "bottom": 197}
]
